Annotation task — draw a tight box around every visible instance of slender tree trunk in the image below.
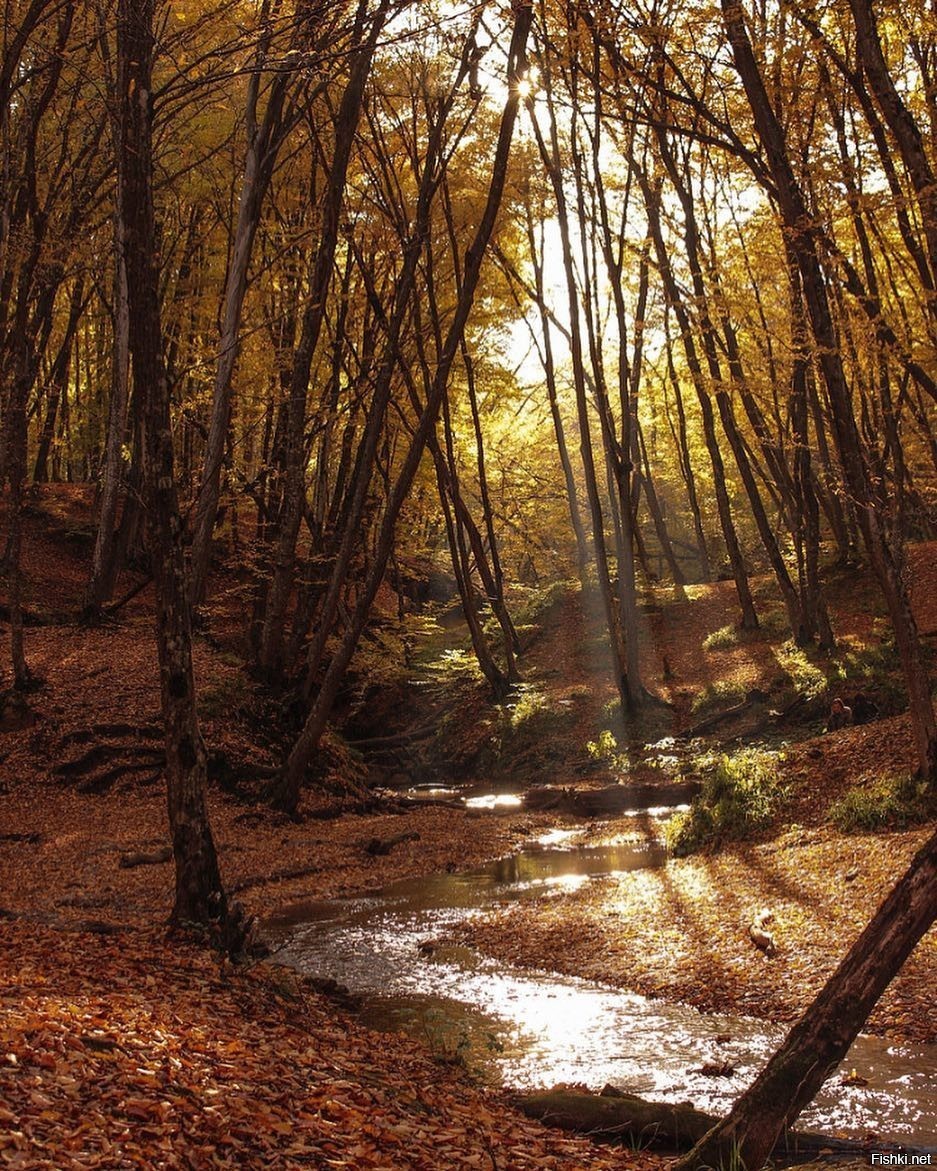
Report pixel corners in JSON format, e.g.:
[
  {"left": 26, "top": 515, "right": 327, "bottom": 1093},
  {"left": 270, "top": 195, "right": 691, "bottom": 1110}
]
[
  {"left": 85, "top": 225, "right": 130, "bottom": 612},
  {"left": 848, "top": 0, "right": 937, "bottom": 295},
  {"left": 663, "top": 319, "right": 712, "bottom": 580},
  {"left": 34, "top": 278, "right": 85, "bottom": 482},
  {"left": 788, "top": 258, "right": 835, "bottom": 650},
  {"left": 722, "top": 0, "right": 937, "bottom": 780},
  {"left": 271, "top": 4, "right": 533, "bottom": 813},
  {"left": 117, "top": 0, "right": 227, "bottom": 928},
  {"left": 188, "top": 47, "right": 297, "bottom": 605},
  {"left": 527, "top": 55, "right": 636, "bottom": 710},
  {"left": 641, "top": 170, "right": 758, "bottom": 628},
  {"left": 300, "top": 17, "right": 485, "bottom": 691},
  {"left": 521, "top": 208, "right": 590, "bottom": 582},
  {"left": 258, "top": 0, "right": 389, "bottom": 674}
]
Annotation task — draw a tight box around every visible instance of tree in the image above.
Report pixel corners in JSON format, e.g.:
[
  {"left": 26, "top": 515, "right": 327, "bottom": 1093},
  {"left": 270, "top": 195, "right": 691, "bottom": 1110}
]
[
  {"left": 117, "top": 0, "right": 229, "bottom": 929},
  {"left": 271, "top": 0, "right": 534, "bottom": 814},
  {"left": 721, "top": 0, "right": 937, "bottom": 782}
]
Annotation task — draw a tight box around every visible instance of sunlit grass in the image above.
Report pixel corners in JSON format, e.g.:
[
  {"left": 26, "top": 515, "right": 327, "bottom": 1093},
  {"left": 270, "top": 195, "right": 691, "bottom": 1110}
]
[
  {"left": 702, "top": 624, "right": 740, "bottom": 651},
  {"left": 689, "top": 680, "right": 748, "bottom": 716},
  {"left": 828, "top": 773, "right": 936, "bottom": 832},
  {"left": 774, "top": 642, "right": 827, "bottom": 699}
]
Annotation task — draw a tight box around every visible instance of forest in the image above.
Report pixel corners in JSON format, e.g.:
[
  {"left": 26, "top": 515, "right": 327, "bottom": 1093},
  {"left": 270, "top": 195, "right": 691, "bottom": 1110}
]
[{"left": 1, "top": 0, "right": 936, "bottom": 1166}]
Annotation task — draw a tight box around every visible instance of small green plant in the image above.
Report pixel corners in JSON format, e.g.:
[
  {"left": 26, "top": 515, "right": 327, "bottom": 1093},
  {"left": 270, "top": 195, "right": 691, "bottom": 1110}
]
[
  {"left": 666, "top": 748, "right": 787, "bottom": 855},
  {"left": 774, "top": 641, "right": 827, "bottom": 699},
  {"left": 511, "top": 580, "right": 575, "bottom": 626},
  {"left": 828, "top": 773, "right": 935, "bottom": 831},
  {"left": 587, "top": 728, "right": 619, "bottom": 761},
  {"left": 417, "top": 1010, "right": 502, "bottom": 1070},
  {"left": 426, "top": 1023, "right": 471, "bottom": 1067},
  {"left": 689, "top": 680, "right": 748, "bottom": 717},
  {"left": 506, "top": 686, "right": 550, "bottom": 728},
  {"left": 585, "top": 727, "right": 637, "bottom": 773},
  {"left": 703, "top": 611, "right": 788, "bottom": 651},
  {"left": 702, "top": 625, "right": 739, "bottom": 651}
]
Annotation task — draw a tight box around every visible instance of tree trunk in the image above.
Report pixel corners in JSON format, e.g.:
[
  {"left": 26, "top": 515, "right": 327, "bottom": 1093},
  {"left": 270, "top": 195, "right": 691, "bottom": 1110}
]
[
  {"left": 257, "top": 0, "right": 390, "bottom": 675},
  {"left": 848, "top": 0, "right": 937, "bottom": 297},
  {"left": 187, "top": 41, "right": 297, "bottom": 605},
  {"left": 33, "top": 278, "right": 85, "bottom": 482},
  {"left": 641, "top": 170, "right": 758, "bottom": 628},
  {"left": 528, "top": 59, "right": 637, "bottom": 712},
  {"left": 521, "top": 207, "right": 590, "bottom": 582},
  {"left": 271, "top": 3, "right": 533, "bottom": 814},
  {"left": 722, "top": 0, "right": 936, "bottom": 780},
  {"left": 85, "top": 222, "right": 130, "bottom": 613},
  {"left": 117, "top": 0, "right": 227, "bottom": 928},
  {"left": 676, "top": 826, "right": 937, "bottom": 1171}
]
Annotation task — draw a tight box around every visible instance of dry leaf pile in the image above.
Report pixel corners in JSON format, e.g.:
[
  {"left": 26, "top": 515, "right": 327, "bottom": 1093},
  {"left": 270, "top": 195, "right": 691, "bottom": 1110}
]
[{"left": 0, "top": 922, "right": 652, "bottom": 1171}]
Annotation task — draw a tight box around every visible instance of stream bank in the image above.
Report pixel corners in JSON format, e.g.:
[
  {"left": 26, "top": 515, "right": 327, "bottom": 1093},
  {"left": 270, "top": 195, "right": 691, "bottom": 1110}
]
[{"left": 264, "top": 808, "right": 937, "bottom": 1149}]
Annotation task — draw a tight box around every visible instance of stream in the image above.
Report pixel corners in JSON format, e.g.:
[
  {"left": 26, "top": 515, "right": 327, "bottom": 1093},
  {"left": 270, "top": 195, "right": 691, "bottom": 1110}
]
[{"left": 265, "top": 815, "right": 937, "bottom": 1147}]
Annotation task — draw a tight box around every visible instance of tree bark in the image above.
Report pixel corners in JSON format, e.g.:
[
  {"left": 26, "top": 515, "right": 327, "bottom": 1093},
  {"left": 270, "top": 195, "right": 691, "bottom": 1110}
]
[
  {"left": 117, "top": 0, "right": 227, "bottom": 928},
  {"left": 257, "top": 0, "right": 390, "bottom": 675},
  {"left": 187, "top": 18, "right": 299, "bottom": 605},
  {"left": 722, "top": 0, "right": 936, "bottom": 779},
  {"left": 85, "top": 221, "right": 130, "bottom": 613}
]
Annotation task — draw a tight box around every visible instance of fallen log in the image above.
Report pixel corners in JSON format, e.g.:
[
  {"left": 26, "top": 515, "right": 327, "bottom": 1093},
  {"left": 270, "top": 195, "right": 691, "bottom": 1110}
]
[
  {"left": 516, "top": 1089, "right": 922, "bottom": 1159},
  {"left": 517, "top": 1088, "right": 714, "bottom": 1146},
  {"left": 679, "top": 702, "right": 751, "bottom": 741},
  {"left": 523, "top": 780, "right": 700, "bottom": 816}
]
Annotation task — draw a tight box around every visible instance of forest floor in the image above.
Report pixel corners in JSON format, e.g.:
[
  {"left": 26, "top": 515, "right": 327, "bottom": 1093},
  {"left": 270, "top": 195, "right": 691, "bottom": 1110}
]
[{"left": 1, "top": 486, "right": 936, "bottom": 1167}]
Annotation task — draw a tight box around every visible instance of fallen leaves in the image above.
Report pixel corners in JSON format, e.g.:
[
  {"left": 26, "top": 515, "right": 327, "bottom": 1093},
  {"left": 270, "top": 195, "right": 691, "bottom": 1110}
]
[
  {"left": 454, "top": 826, "right": 937, "bottom": 1046},
  {"left": 0, "top": 922, "right": 649, "bottom": 1171}
]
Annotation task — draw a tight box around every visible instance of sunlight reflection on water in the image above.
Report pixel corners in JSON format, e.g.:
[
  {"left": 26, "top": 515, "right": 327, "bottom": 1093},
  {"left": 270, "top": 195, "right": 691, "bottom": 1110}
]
[{"left": 267, "top": 844, "right": 937, "bottom": 1145}]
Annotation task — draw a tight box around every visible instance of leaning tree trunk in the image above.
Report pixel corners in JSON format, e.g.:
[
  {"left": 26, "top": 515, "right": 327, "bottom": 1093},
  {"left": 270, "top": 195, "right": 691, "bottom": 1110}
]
[
  {"left": 271, "top": 2, "right": 533, "bottom": 814},
  {"left": 641, "top": 168, "right": 758, "bottom": 628},
  {"left": 117, "top": 0, "right": 227, "bottom": 929},
  {"left": 528, "top": 72, "right": 637, "bottom": 711},
  {"left": 34, "top": 277, "right": 85, "bottom": 482},
  {"left": 187, "top": 47, "right": 296, "bottom": 606},
  {"left": 676, "top": 826, "right": 937, "bottom": 1171},
  {"left": 257, "top": 0, "right": 390, "bottom": 675}
]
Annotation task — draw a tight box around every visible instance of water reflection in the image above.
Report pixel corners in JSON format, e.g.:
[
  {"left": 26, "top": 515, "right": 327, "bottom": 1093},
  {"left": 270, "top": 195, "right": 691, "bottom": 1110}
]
[{"left": 267, "top": 844, "right": 937, "bottom": 1146}]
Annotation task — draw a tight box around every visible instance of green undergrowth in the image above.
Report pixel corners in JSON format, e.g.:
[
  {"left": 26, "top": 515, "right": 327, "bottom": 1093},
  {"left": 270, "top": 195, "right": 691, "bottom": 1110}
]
[
  {"left": 482, "top": 684, "right": 577, "bottom": 775},
  {"left": 690, "top": 680, "right": 749, "bottom": 717},
  {"left": 827, "top": 773, "right": 937, "bottom": 832},
  {"left": 666, "top": 747, "right": 788, "bottom": 855},
  {"left": 702, "top": 609, "right": 787, "bottom": 650},
  {"left": 772, "top": 622, "right": 905, "bottom": 708}
]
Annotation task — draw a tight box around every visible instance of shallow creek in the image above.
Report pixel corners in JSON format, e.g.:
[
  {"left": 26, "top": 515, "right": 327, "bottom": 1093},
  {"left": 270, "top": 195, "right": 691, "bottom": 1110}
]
[{"left": 265, "top": 819, "right": 937, "bottom": 1146}]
